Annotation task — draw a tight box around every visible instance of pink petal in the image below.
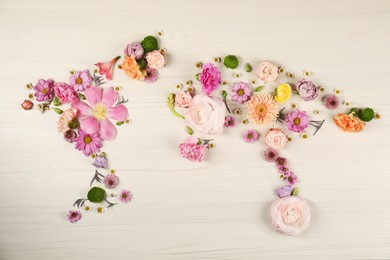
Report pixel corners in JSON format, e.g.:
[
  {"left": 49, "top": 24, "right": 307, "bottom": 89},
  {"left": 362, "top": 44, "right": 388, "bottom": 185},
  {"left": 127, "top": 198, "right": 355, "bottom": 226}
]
[
  {"left": 99, "top": 119, "right": 117, "bottom": 140},
  {"left": 102, "top": 87, "right": 117, "bottom": 108},
  {"left": 73, "top": 101, "right": 93, "bottom": 117},
  {"left": 109, "top": 105, "right": 128, "bottom": 121},
  {"left": 94, "top": 56, "right": 120, "bottom": 81},
  {"left": 80, "top": 116, "right": 100, "bottom": 134},
  {"left": 84, "top": 86, "right": 102, "bottom": 106}
]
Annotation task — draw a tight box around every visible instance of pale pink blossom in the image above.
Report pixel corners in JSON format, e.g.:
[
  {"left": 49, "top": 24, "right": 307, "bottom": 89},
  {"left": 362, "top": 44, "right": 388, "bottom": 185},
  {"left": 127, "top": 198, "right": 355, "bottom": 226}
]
[
  {"left": 95, "top": 56, "right": 121, "bottom": 80},
  {"left": 264, "top": 128, "right": 288, "bottom": 150},
  {"left": 257, "top": 61, "right": 278, "bottom": 83},
  {"left": 178, "top": 136, "right": 206, "bottom": 162},
  {"left": 175, "top": 91, "right": 192, "bottom": 108},
  {"left": 145, "top": 50, "right": 165, "bottom": 69}
]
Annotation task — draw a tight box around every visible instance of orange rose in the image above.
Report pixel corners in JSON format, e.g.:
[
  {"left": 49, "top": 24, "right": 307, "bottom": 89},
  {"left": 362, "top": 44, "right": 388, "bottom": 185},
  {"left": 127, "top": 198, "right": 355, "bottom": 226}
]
[
  {"left": 121, "top": 55, "right": 146, "bottom": 80},
  {"left": 334, "top": 114, "right": 365, "bottom": 133}
]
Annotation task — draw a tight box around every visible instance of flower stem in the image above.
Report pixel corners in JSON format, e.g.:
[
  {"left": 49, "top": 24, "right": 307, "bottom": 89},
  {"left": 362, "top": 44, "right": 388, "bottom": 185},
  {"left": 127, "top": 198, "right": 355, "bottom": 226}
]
[
  {"left": 310, "top": 119, "right": 325, "bottom": 136},
  {"left": 167, "top": 93, "right": 185, "bottom": 120},
  {"left": 222, "top": 90, "right": 231, "bottom": 114}
]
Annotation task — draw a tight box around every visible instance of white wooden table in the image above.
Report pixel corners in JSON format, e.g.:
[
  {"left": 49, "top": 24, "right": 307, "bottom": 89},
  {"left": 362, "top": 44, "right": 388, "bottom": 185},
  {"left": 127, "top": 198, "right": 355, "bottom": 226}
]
[{"left": 1, "top": 0, "right": 390, "bottom": 259}]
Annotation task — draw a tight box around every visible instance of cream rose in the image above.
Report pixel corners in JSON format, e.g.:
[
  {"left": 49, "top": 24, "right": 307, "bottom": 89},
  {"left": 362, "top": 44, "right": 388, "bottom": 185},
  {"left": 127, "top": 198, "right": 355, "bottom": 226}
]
[
  {"left": 175, "top": 91, "right": 192, "bottom": 108},
  {"left": 264, "top": 128, "right": 288, "bottom": 150},
  {"left": 145, "top": 50, "right": 165, "bottom": 69},
  {"left": 185, "top": 95, "right": 226, "bottom": 135},
  {"left": 257, "top": 61, "right": 278, "bottom": 83},
  {"left": 270, "top": 196, "right": 311, "bottom": 236}
]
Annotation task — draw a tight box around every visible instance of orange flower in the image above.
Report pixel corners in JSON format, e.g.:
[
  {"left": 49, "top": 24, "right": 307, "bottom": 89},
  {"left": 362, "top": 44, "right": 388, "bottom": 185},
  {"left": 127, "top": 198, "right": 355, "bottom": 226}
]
[
  {"left": 247, "top": 94, "right": 278, "bottom": 125},
  {"left": 334, "top": 114, "right": 365, "bottom": 133},
  {"left": 121, "top": 55, "right": 146, "bottom": 81}
]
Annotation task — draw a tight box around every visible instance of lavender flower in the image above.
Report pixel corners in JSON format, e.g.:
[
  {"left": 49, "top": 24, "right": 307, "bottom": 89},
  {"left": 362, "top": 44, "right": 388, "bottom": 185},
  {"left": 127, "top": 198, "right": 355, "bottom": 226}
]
[
  {"left": 92, "top": 156, "right": 108, "bottom": 169},
  {"left": 124, "top": 42, "right": 144, "bottom": 60},
  {"left": 144, "top": 67, "right": 159, "bottom": 83},
  {"left": 275, "top": 185, "right": 294, "bottom": 198}
]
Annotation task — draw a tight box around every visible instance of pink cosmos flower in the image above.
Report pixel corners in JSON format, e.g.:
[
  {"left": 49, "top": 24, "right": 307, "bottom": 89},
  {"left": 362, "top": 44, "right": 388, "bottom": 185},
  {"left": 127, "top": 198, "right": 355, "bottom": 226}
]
[
  {"left": 75, "top": 128, "right": 102, "bottom": 156},
  {"left": 286, "top": 172, "right": 298, "bottom": 185},
  {"left": 178, "top": 136, "right": 206, "bottom": 162},
  {"left": 69, "top": 69, "right": 92, "bottom": 91},
  {"left": 67, "top": 210, "right": 82, "bottom": 223},
  {"left": 243, "top": 129, "right": 259, "bottom": 143},
  {"left": 224, "top": 116, "right": 236, "bottom": 128},
  {"left": 73, "top": 86, "right": 128, "bottom": 140},
  {"left": 95, "top": 56, "right": 121, "bottom": 81},
  {"left": 286, "top": 109, "right": 309, "bottom": 133},
  {"left": 54, "top": 82, "right": 79, "bottom": 104},
  {"left": 33, "top": 79, "right": 54, "bottom": 101},
  {"left": 200, "top": 63, "right": 221, "bottom": 95},
  {"left": 119, "top": 190, "right": 132, "bottom": 203},
  {"left": 231, "top": 82, "right": 252, "bottom": 103}
]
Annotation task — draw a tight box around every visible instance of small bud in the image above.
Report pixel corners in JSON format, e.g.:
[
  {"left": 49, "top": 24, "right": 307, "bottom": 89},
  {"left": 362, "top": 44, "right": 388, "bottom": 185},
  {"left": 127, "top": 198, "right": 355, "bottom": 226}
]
[
  {"left": 116, "top": 121, "right": 124, "bottom": 126},
  {"left": 245, "top": 63, "right": 252, "bottom": 72},
  {"left": 222, "top": 90, "right": 227, "bottom": 98},
  {"left": 68, "top": 118, "right": 79, "bottom": 129},
  {"left": 21, "top": 100, "right": 33, "bottom": 110},
  {"left": 255, "top": 86, "right": 264, "bottom": 92},
  {"left": 195, "top": 73, "right": 201, "bottom": 81},
  {"left": 185, "top": 126, "right": 193, "bottom": 135},
  {"left": 78, "top": 93, "right": 86, "bottom": 100},
  {"left": 291, "top": 187, "right": 299, "bottom": 196}
]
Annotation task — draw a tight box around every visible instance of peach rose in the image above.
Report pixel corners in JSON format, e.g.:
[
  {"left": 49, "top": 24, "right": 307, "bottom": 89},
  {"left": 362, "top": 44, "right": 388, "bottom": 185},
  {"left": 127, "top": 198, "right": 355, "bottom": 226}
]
[
  {"left": 264, "top": 128, "right": 288, "bottom": 150},
  {"left": 122, "top": 55, "right": 146, "bottom": 80},
  {"left": 185, "top": 95, "right": 226, "bottom": 135},
  {"left": 257, "top": 61, "right": 278, "bottom": 83},
  {"left": 334, "top": 114, "right": 365, "bottom": 133},
  {"left": 175, "top": 91, "right": 192, "bottom": 108},
  {"left": 145, "top": 50, "right": 165, "bottom": 69},
  {"left": 270, "top": 196, "right": 311, "bottom": 236}
]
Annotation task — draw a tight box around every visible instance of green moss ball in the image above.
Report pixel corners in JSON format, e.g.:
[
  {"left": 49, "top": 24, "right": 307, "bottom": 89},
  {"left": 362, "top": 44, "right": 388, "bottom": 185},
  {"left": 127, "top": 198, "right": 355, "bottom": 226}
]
[
  {"left": 141, "top": 35, "right": 159, "bottom": 53},
  {"left": 137, "top": 58, "right": 147, "bottom": 70},
  {"left": 358, "top": 107, "right": 375, "bottom": 122},
  {"left": 87, "top": 187, "right": 106, "bottom": 203},
  {"left": 223, "top": 55, "right": 239, "bottom": 69}
]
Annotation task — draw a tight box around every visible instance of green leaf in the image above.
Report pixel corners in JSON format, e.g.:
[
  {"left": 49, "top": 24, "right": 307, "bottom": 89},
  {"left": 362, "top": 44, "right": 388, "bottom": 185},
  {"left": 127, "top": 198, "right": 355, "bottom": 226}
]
[
  {"left": 255, "top": 86, "right": 264, "bottom": 92},
  {"left": 78, "top": 93, "right": 86, "bottom": 100},
  {"left": 52, "top": 107, "right": 63, "bottom": 114},
  {"left": 53, "top": 97, "right": 62, "bottom": 106},
  {"left": 116, "top": 121, "right": 124, "bottom": 126},
  {"left": 291, "top": 187, "right": 299, "bottom": 196}
]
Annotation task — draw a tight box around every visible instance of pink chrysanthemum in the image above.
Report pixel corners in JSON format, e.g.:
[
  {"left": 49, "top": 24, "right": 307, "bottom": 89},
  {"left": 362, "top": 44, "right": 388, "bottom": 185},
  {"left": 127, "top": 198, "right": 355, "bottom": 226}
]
[
  {"left": 286, "top": 109, "right": 309, "bottom": 133},
  {"left": 247, "top": 94, "right": 278, "bottom": 125},
  {"left": 33, "top": 79, "right": 55, "bottom": 102},
  {"left": 224, "top": 116, "right": 236, "bottom": 127},
  {"left": 119, "top": 190, "right": 132, "bottom": 203},
  {"left": 75, "top": 128, "right": 102, "bottom": 156},
  {"left": 178, "top": 136, "right": 206, "bottom": 162},
  {"left": 286, "top": 172, "right": 298, "bottom": 185},
  {"left": 67, "top": 210, "right": 82, "bottom": 223},
  {"left": 263, "top": 148, "right": 279, "bottom": 162},
  {"left": 231, "top": 82, "right": 252, "bottom": 103},
  {"left": 69, "top": 69, "right": 92, "bottom": 91},
  {"left": 243, "top": 129, "right": 259, "bottom": 143},
  {"left": 64, "top": 130, "right": 77, "bottom": 143},
  {"left": 276, "top": 157, "right": 287, "bottom": 167},
  {"left": 323, "top": 94, "right": 340, "bottom": 110},
  {"left": 103, "top": 174, "right": 119, "bottom": 189}
]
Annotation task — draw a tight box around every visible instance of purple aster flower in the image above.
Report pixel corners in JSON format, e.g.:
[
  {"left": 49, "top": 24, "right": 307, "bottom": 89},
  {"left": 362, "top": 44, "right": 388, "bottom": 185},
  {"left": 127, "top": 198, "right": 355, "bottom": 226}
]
[
  {"left": 144, "top": 67, "right": 159, "bottom": 83},
  {"left": 67, "top": 210, "right": 82, "bottom": 223},
  {"left": 119, "top": 190, "right": 132, "bottom": 203},
  {"left": 200, "top": 63, "right": 221, "bottom": 95},
  {"left": 323, "top": 94, "right": 340, "bottom": 110},
  {"left": 33, "top": 79, "right": 55, "bottom": 102},
  {"left": 224, "top": 115, "right": 236, "bottom": 127},
  {"left": 243, "top": 129, "right": 259, "bottom": 143},
  {"left": 286, "top": 172, "right": 298, "bottom": 185},
  {"left": 124, "top": 42, "right": 144, "bottom": 60},
  {"left": 92, "top": 156, "right": 108, "bottom": 169},
  {"left": 69, "top": 69, "right": 92, "bottom": 91},
  {"left": 275, "top": 185, "right": 294, "bottom": 198},
  {"left": 75, "top": 128, "right": 102, "bottom": 156},
  {"left": 264, "top": 148, "right": 279, "bottom": 162},
  {"left": 103, "top": 174, "right": 119, "bottom": 189},
  {"left": 64, "top": 130, "right": 77, "bottom": 143},
  {"left": 231, "top": 81, "right": 252, "bottom": 103},
  {"left": 286, "top": 109, "right": 309, "bottom": 133},
  {"left": 276, "top": 157, "right": 287, "bottom": 167}
]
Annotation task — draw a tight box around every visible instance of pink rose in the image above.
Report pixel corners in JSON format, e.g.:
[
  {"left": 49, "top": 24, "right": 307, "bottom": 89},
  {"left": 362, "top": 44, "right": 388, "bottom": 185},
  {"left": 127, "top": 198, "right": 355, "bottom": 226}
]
[
  {"left": 264, "top": 128, "right": 288, "bottom": 149},
  {"left": 270, "top": 196, "right": 311, "bottom": 236},
  {"left": 175, "top": 91, "right": 192, "bottom": 108},
  {"left": 178, "top": 136, "right": 206, "bottom": 162},
  {"left": 257, "top": 61, "right": 278, "bottom": 83},
  {"left": 145, "top": 50, "right": 165, "bottom": 69},
  {"left": 186, "top": 95, "right": 226, "bottom": 135},
  {"left": 54, "top": 82, "right": 79, "bottom": 104}
]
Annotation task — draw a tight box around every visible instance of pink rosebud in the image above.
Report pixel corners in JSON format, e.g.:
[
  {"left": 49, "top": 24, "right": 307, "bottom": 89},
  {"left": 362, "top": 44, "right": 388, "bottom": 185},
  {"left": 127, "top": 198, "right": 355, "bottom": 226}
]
[
  {"left": 21, "top": 100, "right": 33, "bottom": 110},
  {"left": 95, "top": 56, "right": 121, "bottom": 80}
]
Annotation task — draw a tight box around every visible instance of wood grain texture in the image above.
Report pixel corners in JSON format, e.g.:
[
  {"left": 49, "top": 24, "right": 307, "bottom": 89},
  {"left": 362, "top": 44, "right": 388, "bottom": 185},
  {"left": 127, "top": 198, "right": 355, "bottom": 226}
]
[{"left": 1, "top": 0, "right": 390, "bottom": 259}]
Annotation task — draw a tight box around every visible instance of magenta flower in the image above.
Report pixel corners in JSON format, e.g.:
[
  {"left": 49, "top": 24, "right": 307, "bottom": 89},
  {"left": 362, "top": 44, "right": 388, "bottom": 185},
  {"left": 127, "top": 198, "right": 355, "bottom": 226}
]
[
  {"left": 67, "top": 210, "right": 82, "bottom": 223},
  {"left": 124, "top": 42, "right": 144, "bottom": 60},
  {"left": 264, "top": 148, "right": 279, "bottom": 162},
  {"left": 119, "top": 190, "right": 132, "bottom": 203},
  {"left": 275, "top": 185, "right": 294, "bottom": 198},
  {"left": 276, "top": 157, "right": 287, "bottom": 167},
  {"left": 323, "top": 94, "right": 340, "bottom": 110},
  {"left": 278, "top": 165, "right": 289, "bottom": 175},
  {"left": 75, "top": 128, "right": 102, "bottom": 156},
  {"left": 95, "top": 56, "right": 120, "bottom": 81},
  {"left": 64, "top": 130, "right": 77, "bottom": 143},
  {"left": 103, "top": 174, "right": 119, "bottom": 189},
  {"left": 33, "top": 79, "right": 54, "bottom": 101},
  {"left": 144, "top": 67, "right": 159, "bottom": 83},
  {"left": 69, "top": 69, "right": 92, "bottom": 91},
  {"left": 200, "top": 63, "right": 221, "bottom": 95},
  {"left": 54, "top": 82, "right": 79, "bottom": 104},
  {"left": 286, "top": 109, "right": 309, "bottom": 133},
  {"left": 224, "top": 115, "right": 236, "bottom": 128},
  {"left": 73, "top": 86, "right": 128, "bottom": 140},
  {"left": 286, "top": 172, "right": 298, "bottom": 185},
  {"left": 243, "top": 129, "right": 259, "bottom": 143},
  {"left": 178, "top": 136, "right": 206, "bottom": 162},
  {"left": 231, "top": 82, "right": 252, "bottom": 103}
]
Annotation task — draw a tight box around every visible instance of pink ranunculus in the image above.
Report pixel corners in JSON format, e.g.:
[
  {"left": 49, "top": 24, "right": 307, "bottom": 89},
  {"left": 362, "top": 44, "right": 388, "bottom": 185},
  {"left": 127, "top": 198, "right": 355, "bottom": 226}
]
[
  {"left": 73, "top": 86, "right": 129, "bottom": 140},
  {"left": 54, "top": 82, "right": 79, "bottom": 104},
  {"left": 270, "top": 196, "right": 311, "bottom": 236},
  {"left": 145, "top": 50, "right": 165, "bottom": 69},
  {"left": 264, "top": 128, "right": 288, "bottom": 150},
  {"left": 178, "top": 136, "right": 206, "bottom": 162},
  {"left": 174, "top": 91, "right": 192, "bottom": 108},
  {"left": 257, "top": 61, "right": 278, "bottom": 83},
  {"left": 95, "top": 56, "right": 121, "bottom": 80},
  {"left": 185, "top": 95, "right": 226, "bottom": 135},
  {"left": 200, "top": 63, "right": 221, "bottom": 95}
]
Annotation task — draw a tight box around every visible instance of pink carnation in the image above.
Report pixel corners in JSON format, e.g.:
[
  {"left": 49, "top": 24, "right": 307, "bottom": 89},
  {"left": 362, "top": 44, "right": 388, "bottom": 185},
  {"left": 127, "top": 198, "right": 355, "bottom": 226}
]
[
  {"left": 200, "top": 63, "right": 221, "bottom": 95},
  {"left": 178, "top": 136, "right": 206, "bottom": 162},
  {"left": 54, "top": 82, "right": 79, "bottom": 104}
]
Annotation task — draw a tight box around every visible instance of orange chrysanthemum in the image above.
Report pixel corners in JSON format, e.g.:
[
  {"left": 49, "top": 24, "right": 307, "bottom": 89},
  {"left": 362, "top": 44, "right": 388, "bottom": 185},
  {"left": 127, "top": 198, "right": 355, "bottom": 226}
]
[
  {"left": 247, "top": 94, "right": 278, "bottom": 125},
  {"left": 334, "top": 114, "right": 365, "bottom": 133},
  {"left": 121, "top": 55, "right": 146, "bottom": 81}
]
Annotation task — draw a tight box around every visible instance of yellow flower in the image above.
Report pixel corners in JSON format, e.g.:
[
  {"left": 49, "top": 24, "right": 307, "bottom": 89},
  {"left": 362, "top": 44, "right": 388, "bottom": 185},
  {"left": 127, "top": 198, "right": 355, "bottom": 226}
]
[{"left": 274, "top": 83, "right": 292, "bottom": 103}]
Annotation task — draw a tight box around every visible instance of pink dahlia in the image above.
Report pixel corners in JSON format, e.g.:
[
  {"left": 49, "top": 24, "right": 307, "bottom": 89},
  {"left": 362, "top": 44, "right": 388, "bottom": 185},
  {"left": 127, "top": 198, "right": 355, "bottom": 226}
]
[
  {"left": 73, "top": 86, "right": 128, "bottom": 140},
  {"left": 54, "top": 82, "right": 79, "bottom": 104},
  {"left": 178, "top": 136, "right": 206, "bottom": 162},
  {"left": 33, "top": 79, "right": 55, "bottom": 102},
  {"left": 200, "top": 63, "right": 221, "bottom": 95},
  {"left": 69, "top": 69, "right": 92, "bottom": 91},
  {"left": 286, "top": 109, "right": 309, "bottom": 133},
  {"left": 231, "top": 82, "right": 252, "bottom": 103},
  {"left": 95, "top": 56, "right": 120, "bottom": 80},
  {"left": 75, "top": 128, "right": 102, "bottom": 156}
]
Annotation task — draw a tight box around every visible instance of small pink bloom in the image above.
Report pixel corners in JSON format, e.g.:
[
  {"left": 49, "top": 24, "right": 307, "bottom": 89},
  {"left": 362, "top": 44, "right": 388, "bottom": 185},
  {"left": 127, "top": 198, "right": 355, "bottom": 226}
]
[
  {"left": 69, "top": 70, "right": 92, "bottom": 92},
  {"left": 257, "top": 61, "right": 278, "bottom": 83},
  {"left": 145, "top": 50, "right": 165, "bottom": 69},
  {"left": 224, "top": 116, "right": 236, "bottom": 128},
  {"left": 243, "top": 129, "right": 259, "bottom": 143},
  {"left": 119, "top": 190, "right": 132, "bottom": 203},
  {"left": 54, "top": 82, "right": 79, "bottom": 104},
  {"left": 64, "top": 130, "right": 77, "bottom": 143},
  {"left": 95, "top": 56, "right": 121, "bottom": 80},
  {"left": 103, "top": 174, "right": 119, "bottom": 189},
  {"left": 264, "top": 128, "right": 288, "bottom": 150},
  {"left": 21, "top": 100, "right": 33, "bottom": 110},
  {"left": 74, "top": 128, "right": 102, "bottom": 156},
  {"left": 263, "top": 148, "right": 279, "bottom": 162},
  {"left": 67, "top": 210, "right": 82, "bottom": 223},
  {"left": 33, "top": 79, "right": 55, "bottom": 101},
  {"left": 175, "top": 91, "right": 192, "bottom": 108},
  {"left": 178, "top": 136, "right": 206, "bottom": 162}
]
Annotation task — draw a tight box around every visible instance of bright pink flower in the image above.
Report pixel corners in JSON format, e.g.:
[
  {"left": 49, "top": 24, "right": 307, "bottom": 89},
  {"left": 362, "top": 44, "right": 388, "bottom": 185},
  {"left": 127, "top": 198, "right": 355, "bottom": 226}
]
[
  {"left": 75, "top": 128, "right": 102, "bottom": 156},
  {"left": 95, "top": 56, "right": 121, "bottom": 80},
  {"left": 119, "top": 190, "right": 132, "bottom": 203},
  {"left": 224, "top": 115, "right": 236, "bottom": 128},
  {"left": 73, "top": 86, "right": 128, "bottom": 141},
  {"left": 243, "top": 129, "right": 259, "bottom": 143},
  {"left": 54, "top": 82, "right": 79, "bottom": 104},
  {"left": 67, "top": 210, "right": 82, "bottom": 223},
  {"left": 34, "top": 79, "right": 54, "bottom": 101},
  {"left": 69, "top": 70, "right": 92, "bottom": 92},
  {"left": 200, "top": 63, "right": 221, "bottom": 95},
  {"left": 178, "top": 136, "right": 206, "bottom": 162}
]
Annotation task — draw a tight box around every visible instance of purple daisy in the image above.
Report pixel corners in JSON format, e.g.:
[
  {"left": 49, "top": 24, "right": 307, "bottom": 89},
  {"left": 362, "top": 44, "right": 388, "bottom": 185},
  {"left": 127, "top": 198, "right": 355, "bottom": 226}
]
[
  {"left": 103, "top": 174, "right": 119, "bottom": 189},
  {"left": 323, "top": 94, "right": 340, "bottom": 110},
  {"left": 243, "top": 129, "right": 259, "bottom": 143},
  {"left": 224, "top": 116, "right": 236, "bottom": 127},
  {"left": 33, "top": 79, "right": 55, "bottom": 102},
  {"left": 67, "top": 210, "right": 82, "bottom": 223},
  {"left": 276, "top": 157, "right": 287, "bottom": 167},
  {"left": 275, "top": 185, "right": 294, "bottom": 198},
  {"left": 119, "top": 190, "right": 132, "bottom": 203},
  {"left": 264, "top": 148, "right": 279, "bottom": 162},
  {"left": 144, "top": 67, "right": 159, "bottom": 83},
  {"left": 75, "top": 128, "right": 102, "bottom": 156},
  {"left": 64, "top": 130, "right": 77, "bottom": 143},
  {"left": 286, "top": 172, "right": 298, "bottom": 185},
  {"left": 69, "top": 69, "right": 92, "bottom": 91},
  {"left": 231, "top": 81, "right": 252, "bottom": 103},
  {"left": 286, "top": 109, "right": 309, "bottom": 133}
]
